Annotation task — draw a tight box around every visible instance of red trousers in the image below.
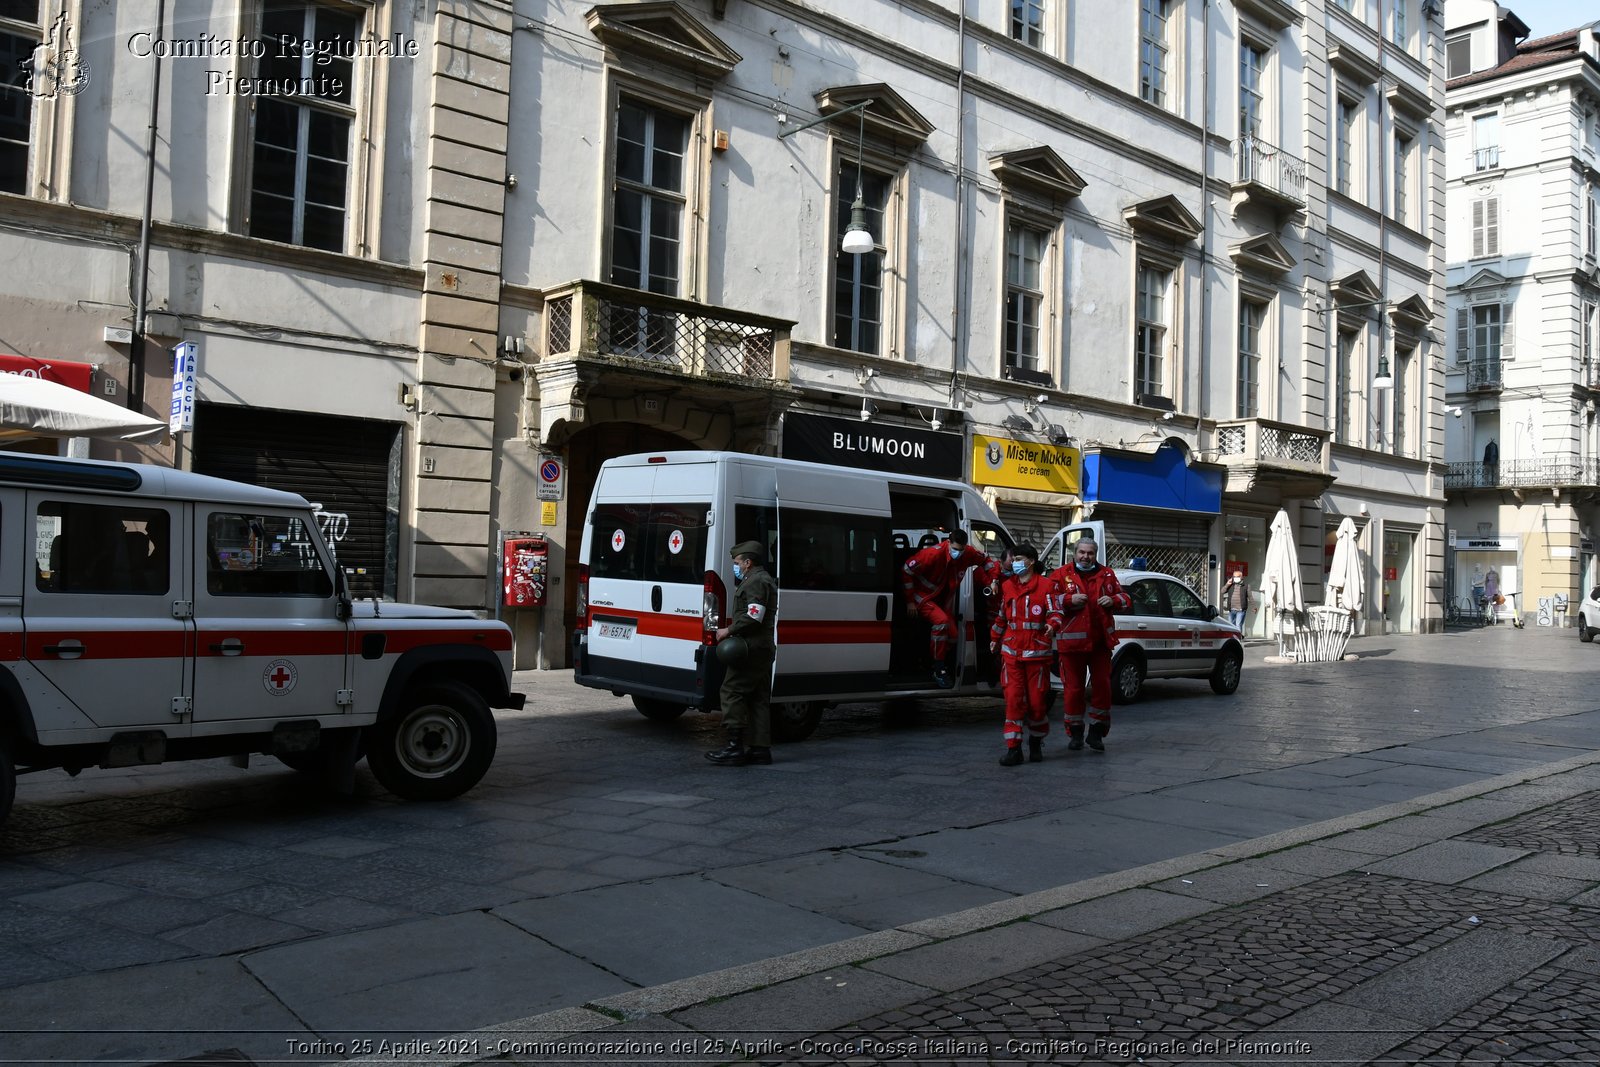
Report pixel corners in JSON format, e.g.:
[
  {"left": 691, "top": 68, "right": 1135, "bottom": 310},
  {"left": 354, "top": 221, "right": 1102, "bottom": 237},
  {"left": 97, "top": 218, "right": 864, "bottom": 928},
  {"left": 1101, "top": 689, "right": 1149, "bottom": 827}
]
[
  {"left": 1058, "top": 648, "right": 1112, "bottom": 732},
  {"left": 1001, "top": 657, "right": 1052, "bottom": 746},
  {"left": 914, "top": 596, "right": 955, "bottom": 663}
]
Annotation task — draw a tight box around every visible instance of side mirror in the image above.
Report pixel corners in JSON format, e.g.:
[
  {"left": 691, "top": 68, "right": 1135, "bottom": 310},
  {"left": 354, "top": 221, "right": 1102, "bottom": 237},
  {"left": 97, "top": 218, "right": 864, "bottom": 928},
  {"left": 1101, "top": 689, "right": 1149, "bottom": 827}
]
[
  {"left": 1204, "top": 604, "right": 1219, "bottom": 622},
  {"left": 334, "top": 566, "right": 353, "bottom": 620}
]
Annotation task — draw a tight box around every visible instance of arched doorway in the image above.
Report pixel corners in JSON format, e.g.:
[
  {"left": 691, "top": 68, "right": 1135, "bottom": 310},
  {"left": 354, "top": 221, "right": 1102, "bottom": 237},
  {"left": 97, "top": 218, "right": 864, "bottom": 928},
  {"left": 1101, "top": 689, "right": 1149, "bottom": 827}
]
[{"left": 562, "top": 423, "right": 698, "bottom": 640}]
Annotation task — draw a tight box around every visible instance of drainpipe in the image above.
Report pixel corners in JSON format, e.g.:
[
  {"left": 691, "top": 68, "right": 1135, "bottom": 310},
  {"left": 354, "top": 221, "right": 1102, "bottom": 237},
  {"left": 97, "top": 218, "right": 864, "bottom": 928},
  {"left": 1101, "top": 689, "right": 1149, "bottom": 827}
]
[
  {"left": 129, "top": 0, "right": 166, "bottom": 416},
  {"left": 948, "top": 1, "right": 967, "bottom": 412},
  {"left": 1198, "top": 0, "right": 1212, "bottom": 439}
]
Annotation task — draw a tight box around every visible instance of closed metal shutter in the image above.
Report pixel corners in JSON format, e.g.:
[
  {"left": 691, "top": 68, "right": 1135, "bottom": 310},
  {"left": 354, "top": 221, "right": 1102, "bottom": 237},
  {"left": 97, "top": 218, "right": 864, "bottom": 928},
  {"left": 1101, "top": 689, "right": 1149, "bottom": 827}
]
[
  {"left": 1100, "top": 510, "right": 1212, "bottom": 590},
  {"left": 193, "top": 404, "right": 399, "bottom": 599},
  {"left": 995, "top": 502, "right": 1070, "bottom": 548}
]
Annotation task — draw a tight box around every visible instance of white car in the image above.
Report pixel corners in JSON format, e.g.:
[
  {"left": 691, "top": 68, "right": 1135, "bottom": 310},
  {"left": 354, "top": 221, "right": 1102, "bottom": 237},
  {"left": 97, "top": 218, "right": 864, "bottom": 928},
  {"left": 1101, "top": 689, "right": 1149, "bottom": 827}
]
[
  {"left": 1578, "top": 587, "right": 1600, "bottom": 643},
  {"left": 1103, "top": 569, "right": 1245, "bottom": 704}
]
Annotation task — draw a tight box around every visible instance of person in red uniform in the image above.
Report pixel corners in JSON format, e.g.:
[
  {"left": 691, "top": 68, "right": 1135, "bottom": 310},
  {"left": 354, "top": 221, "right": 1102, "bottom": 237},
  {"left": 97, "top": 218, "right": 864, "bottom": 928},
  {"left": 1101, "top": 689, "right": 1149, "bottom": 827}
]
[
  {"left": 902, "top": 528, "right": 990, "bottom": 687},
  {"left": 989, "top": 544, "right": 1062, "bottom": 766},
  {"left": 1048, "top": 537, "right": 1130, "bottom": 752}
]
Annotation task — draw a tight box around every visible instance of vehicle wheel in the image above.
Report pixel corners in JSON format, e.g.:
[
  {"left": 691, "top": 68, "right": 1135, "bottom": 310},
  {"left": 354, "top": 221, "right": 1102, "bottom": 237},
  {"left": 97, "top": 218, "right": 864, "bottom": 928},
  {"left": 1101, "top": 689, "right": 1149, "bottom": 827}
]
[
  {"left": 1110, "top": 652, "right": 1144, "bottom": 705},
  {"left": 770, "top": 701, "right": 824, "bottom": 743},
  {"left": 632, "top": 696, "right": 689, "bottom": 722},
  {"left": 1580, "top": 615, "right": 1593, "bottom": 643},
  {"left": 1209, "top": 647, "right": 1244, "bottom": 695},
  {"left": 366, "top": 682, "right": 497, "bottom": 801},
  {"left": 0, "top": 733, "right": 14, "bottom": 830}
]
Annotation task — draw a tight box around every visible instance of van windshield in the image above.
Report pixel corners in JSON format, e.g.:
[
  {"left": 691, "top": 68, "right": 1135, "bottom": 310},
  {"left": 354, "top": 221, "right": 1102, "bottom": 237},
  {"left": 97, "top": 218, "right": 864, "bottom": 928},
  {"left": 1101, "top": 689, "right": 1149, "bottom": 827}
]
[{"left": 590, "top": 502, "right": 710, "bottom": 584}]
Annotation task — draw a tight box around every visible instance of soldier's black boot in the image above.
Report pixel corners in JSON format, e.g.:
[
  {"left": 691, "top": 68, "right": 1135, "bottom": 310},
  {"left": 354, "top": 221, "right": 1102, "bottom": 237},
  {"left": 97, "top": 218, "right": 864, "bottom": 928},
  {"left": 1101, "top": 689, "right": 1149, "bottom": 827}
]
[
  {"left": 705, "top": 734, "right": 748, "bottom": 766},
  {"left": 744, "top": 746, "right": 773, "bottom": 765},
  {"left": 1086, "top": 722, "right": 1107, "bottom": 752},
  {"left": 1028, "top": 738, "right": 1044, "bottom": 763},
  {"left": 999, "top": 746, "right": 1024, "bottom": 767},
  {"left": 1066, "top": 726, "right": 1084, "bottom": 751}
]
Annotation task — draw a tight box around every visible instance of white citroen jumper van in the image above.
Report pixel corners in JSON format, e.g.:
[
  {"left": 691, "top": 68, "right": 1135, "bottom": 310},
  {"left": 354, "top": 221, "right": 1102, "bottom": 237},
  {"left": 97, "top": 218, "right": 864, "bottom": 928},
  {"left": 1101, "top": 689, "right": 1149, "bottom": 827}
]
[{"left": 572, "top": 451, "right": 1015, "bottom": 740}]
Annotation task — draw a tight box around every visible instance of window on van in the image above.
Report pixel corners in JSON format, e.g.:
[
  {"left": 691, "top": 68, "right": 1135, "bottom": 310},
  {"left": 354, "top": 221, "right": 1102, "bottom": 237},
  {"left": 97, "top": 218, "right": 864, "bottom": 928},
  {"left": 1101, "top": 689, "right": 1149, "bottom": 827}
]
[
  {"left": 735, "top": 504, "right": 778, "bottom": 583},
  {"left": 969, "top": 522, "right": 1013, "bottom": 562},
  {"left": 778, "top": 508, "right": 892, "bottom": 593},
  {"left": 888, "top": 493, "right": 960, "bottom": 550},
  {"left": 36, "top": 502, "right": 170, "bottom": 595},
  {"left": 590, "top": 502, "right": 710, "bottom": 583},
  {"left": 206, "top": 513, "right": 334, "bottom": 597}
]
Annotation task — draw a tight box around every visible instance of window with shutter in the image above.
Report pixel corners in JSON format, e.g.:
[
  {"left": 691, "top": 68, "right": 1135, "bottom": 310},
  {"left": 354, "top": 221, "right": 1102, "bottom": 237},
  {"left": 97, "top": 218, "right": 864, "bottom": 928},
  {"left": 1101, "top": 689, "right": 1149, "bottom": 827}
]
[
  {"left": 1502, "top": 301, "right": 1514, "bottom": 361},
  {"left": 1456, "top": 306, "right": 1469, "bottom": 362},
  {"left": 1486, "top": 198, "right": 1499, "bottom": 255}
]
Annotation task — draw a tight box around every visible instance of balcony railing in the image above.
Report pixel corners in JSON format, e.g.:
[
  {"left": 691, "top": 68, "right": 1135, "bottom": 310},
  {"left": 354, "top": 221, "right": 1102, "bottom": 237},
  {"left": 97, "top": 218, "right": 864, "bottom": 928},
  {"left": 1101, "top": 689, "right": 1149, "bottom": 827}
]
[
  {"left": 1473, "top": 146, "right": 1500, "bottom": 171},
  {"left": 1465, "top": 359, "right": 1501, "bottom": 391},
  {"left": 542, "top": 280, "right": 791, "bottom": 383},
  {"left": 1232, "top": 134, "right": 1307, "bottom": 208},
  {"left": 1445, "top": 459, "right": 1600, "bottom": 490},
  {"left": 1215, "top": 417, "right": 1330, "bottom": 467}
]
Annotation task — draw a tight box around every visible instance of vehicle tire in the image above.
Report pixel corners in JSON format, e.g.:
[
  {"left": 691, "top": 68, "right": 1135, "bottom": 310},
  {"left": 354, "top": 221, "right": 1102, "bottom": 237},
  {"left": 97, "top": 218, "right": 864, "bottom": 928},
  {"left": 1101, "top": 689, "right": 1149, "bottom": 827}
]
[
  {"left": 633, "top": 696, "right": 689, "bottom": 722},
  {"left": 1580, "top": 614, "right": 1593, "bottom": 644},
  {"left": 770, "top": 700, "right": 823, "bottom": 743},
  {"left": 366, "top": 682, "right": 497, "bottom": 801},
  {"left": 1110, "top": 651, "right": 1144, "bottom": 705},
  {"left": 1209, "top": 646, "right": 1244, "bottom": 696},
  {"left": 0, "top": 733, "right": 14, "bottom": 830}
]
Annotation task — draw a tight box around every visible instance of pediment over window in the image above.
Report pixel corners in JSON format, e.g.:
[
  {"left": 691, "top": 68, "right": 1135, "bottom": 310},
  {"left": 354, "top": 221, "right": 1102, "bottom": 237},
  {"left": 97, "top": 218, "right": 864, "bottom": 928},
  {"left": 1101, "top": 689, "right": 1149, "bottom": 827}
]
[
  {"left": 587, "top": 2, "right": 742, "bottom": 80},
  {"left": 1228, "top": 233, "right": 1296, "bottom": 277},
  {"left": 1328, "top": 43, "right": 1380, "bottom": 87},
  {"left": 1123, "top": 195, "right": 1202, "bottom": 243},
  {"left": 1389, "top": 295, "right": 1432, "bottom": 331},
  {"left": 815, "top": 84, "right": 935, "bottom": 146},
  {"left": 1461, "top": 267, "right": 1508, "bottom": 291},
  {"left": 989, "top": 146, "right": 1087, "bottom": 201},
  {"left": 1331, "top": 270, "right": 1381, "bottom": 304},
  {"left": 1235, "top": 0, "right": 1299, "bottom": 30}
]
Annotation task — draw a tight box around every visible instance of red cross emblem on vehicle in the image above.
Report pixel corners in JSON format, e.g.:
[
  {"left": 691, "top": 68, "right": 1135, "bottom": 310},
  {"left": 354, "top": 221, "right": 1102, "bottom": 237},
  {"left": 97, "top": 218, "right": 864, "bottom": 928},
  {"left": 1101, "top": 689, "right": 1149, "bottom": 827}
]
[
  {"left": 668, "top": 530, "right": 683, "bottom": 553},
  {"left": 611, "top": 529, "right": 626, "bottom": 552},
  {"left": 263, "top": 658, "right": 299, "bottom": 696}
]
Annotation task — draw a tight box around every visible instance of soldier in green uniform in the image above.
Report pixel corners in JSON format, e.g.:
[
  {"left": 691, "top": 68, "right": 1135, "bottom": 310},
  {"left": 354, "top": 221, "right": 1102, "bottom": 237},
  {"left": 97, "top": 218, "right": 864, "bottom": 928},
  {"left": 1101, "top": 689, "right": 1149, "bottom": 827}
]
[{"left": 706, "top": 540, "right": 778, "bottom": 766}]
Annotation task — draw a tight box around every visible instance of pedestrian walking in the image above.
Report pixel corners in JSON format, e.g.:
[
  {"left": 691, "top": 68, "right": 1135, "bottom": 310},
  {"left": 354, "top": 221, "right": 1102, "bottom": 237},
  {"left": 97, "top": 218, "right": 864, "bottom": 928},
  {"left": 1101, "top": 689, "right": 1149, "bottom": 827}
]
[
  {"left": 1223, "top": 568, "right": 1250, "bottom": 631},
  {"left": 706, "top": 541, "right": 777, "bottom": 766},
  {"left": 1047, "top": 538, "right": 1131, "bottom": 752},
  {"left": 901, "top": 528, "right": 990, "bottom": 687},
  {"left": 1485, "top": 569, "right": 1501, "bottom": 625},
  {"left": 989, "top": 544, "right": 1062, "bottom": 766}
]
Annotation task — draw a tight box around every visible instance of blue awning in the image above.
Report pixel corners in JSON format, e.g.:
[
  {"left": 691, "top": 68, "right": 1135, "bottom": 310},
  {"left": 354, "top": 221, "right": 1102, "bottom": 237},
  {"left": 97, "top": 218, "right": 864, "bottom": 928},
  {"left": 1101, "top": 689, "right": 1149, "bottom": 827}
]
[{"left": 1082, "top": 441, "right": 1222, "bottom": 515}]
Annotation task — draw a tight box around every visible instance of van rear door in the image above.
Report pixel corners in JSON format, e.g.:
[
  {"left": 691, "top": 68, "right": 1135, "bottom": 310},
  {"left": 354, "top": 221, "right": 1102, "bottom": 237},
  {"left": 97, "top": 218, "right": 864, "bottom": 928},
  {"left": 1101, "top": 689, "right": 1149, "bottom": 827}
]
[{"left": 773, "top": 469, "right": 894, "bottom": 698}]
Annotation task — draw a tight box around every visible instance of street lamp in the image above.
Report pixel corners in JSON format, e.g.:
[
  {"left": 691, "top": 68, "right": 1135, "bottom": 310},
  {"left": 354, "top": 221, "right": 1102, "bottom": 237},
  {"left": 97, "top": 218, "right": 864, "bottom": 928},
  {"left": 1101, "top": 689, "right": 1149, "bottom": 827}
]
[
  {"left": 839, "top": 108, "right": 874, "bottom": 255},
  {"left": 1373, "top": 350, "right": 1393, "bottom": 389}
]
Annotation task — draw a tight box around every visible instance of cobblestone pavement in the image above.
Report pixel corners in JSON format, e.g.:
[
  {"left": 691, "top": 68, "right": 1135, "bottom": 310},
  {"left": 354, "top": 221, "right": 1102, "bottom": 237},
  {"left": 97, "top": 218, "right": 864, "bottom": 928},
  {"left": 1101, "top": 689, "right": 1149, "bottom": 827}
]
[{"left": 4, "top": 626, "right": 1600, "bottom": 1065}]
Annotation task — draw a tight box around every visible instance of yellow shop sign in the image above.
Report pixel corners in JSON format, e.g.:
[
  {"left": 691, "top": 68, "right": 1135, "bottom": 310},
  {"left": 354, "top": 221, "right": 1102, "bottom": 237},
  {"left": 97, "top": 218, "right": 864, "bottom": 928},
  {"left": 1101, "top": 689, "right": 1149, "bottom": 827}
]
[{"left": 971, "top": 434, "right": 1081, "bottom": 495}]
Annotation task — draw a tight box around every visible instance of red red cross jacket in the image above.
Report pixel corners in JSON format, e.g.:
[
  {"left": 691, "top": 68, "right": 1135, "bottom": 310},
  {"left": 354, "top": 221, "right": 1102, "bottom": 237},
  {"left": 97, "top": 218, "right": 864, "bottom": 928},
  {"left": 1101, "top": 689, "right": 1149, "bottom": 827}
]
[
  {"left": 902, "top": 542, "right": 990, "bottom": 604},
  {"left": 989, "top": 573, "right": 1064, "bottom": 660},
  {"left": 1047, "top": 563, "right": 1130, "bottom": 653}
]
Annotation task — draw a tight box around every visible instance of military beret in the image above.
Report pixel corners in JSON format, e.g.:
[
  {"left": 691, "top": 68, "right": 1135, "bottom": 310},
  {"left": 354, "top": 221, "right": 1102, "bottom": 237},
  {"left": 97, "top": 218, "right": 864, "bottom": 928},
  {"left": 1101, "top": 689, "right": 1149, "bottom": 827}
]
[{"left": 731, "top": 541, "right": 765, "bottom": 562}]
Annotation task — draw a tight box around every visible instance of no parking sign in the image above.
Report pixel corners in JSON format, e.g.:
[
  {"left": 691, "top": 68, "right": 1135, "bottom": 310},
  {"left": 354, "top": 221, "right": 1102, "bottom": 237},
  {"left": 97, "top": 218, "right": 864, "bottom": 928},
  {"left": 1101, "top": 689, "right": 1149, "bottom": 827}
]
[{"left": 537, "top": 455, "right": 563, "bottom": 501}]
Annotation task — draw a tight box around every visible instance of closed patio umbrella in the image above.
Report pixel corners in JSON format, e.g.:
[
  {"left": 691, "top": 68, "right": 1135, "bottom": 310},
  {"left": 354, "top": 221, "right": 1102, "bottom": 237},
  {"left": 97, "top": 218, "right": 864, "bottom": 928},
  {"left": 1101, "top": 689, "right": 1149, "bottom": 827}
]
[
  {"left": 1307, "top": 515, "right": 1363, "bottom": 661},
  {"left": 1260, "top": 508, "right": 1304, "bottom": 658}
]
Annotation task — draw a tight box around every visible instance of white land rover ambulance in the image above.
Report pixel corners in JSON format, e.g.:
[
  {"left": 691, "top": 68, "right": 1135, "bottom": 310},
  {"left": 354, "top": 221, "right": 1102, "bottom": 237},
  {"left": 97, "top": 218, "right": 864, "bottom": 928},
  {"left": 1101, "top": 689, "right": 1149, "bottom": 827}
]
[
  {"left": 572, "top": 451, "right": 1015, "bottom": 740},
  {"left": 0, "top": 452, "right": 523, "bottom": 829}
]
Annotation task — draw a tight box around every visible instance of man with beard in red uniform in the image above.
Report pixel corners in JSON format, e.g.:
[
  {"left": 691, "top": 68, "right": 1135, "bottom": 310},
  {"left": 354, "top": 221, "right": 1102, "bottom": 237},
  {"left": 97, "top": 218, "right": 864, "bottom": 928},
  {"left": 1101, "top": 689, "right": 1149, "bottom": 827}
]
[
  {"left": 902, "top": 528, "right": 990, "bottom": 687},
  {"left": 1049, "top": 537, "right": 1130, "bottom": 752},
  {"left": 989, "top": 544, "right": 1062, "bottom": 766}
]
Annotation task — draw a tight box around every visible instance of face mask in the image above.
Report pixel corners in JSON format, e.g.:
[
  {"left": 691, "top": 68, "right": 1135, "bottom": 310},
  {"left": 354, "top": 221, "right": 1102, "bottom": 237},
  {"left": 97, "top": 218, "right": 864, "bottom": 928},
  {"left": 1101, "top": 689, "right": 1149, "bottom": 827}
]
[
  {"left": 732, "top": 563, "right": 744, "bottom": 580},
  {"left": 1011, "top": 560, "right": 1028, "bottom": 576},
  {"left": 1075, "top": 559, "right": 1097, "bottom": 573},
  {"left": 949, "top": 547, "right": 962, "bottom": 560}
]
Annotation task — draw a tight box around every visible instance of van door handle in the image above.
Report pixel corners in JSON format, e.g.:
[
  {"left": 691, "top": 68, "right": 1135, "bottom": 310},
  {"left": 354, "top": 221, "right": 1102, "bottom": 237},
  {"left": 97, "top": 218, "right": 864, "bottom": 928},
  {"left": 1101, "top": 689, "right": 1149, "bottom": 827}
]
[
  {"left": 651, "top": 585, "right": 663, "bottom": 613},
  {"left": 209, "top": 638, "right": 245, "bottom": 656},
  {"left": 1136, "top": 623, "right": 1149, "bottom": 630},
  {"left": 43, "top": 640, "right": 84, "bottom": 658},
  {"left": 876, "top": 595, "right": 888, "bottom": 621}
]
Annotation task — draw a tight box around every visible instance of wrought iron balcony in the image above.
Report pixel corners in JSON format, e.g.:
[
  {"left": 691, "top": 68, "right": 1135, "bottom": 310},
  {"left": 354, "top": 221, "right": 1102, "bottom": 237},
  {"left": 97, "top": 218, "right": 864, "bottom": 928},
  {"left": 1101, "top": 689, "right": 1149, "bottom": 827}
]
[
  {"left": 1214, "top": 417, "right": 1332, "bottom": 498},
  {"left": 542, "top": 280, "right": 791, "bottom": 383},
  {"left": 1465, "top": 359, "right": 1501, "bottom": 392},
  {"left": 1445, "top": 459, "right": 1600, "bottom": 490},
  {"left": 1230, "top": 135, "right": 1307, "bottom": 217}
]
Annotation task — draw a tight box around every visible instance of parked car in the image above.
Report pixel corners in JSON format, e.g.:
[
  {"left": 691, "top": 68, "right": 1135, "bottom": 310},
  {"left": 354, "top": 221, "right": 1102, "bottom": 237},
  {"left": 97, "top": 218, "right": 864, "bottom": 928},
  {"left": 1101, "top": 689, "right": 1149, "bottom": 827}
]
[
  {"left": 1578, "top": 587, "right": 1600, "bottom": 642},
  {"left": 0, "top": 451, "right": 523, "bottom": 830},
  {"left": 1099, "top": 569, "right": 1245, "bottom": 704}
]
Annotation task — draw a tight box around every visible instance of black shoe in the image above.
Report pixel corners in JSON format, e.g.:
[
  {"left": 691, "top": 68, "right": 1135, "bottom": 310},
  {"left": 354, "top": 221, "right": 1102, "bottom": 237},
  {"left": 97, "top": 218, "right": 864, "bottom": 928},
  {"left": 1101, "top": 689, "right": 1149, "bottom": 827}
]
[
  {"left": 1086, "top": 725, "right": 1106, "bottom": 752},
  {"left": 999, "top": 747, "right": 1024, "bottom": 767},
  {"left": 1066, "top": 728, "right": 1084, "bottom": 752},
  {"left": 705, "top": 739, "right": 748, "bottom": 766},
  {"left": 1028, "top": 738, "right": 1044, "bottom": 763},
  {"left": 933, "top": 668, "right": 954, "bottom": 689},
  {"left": 744, "top": 747, "right": 772, "bottom": 765}
]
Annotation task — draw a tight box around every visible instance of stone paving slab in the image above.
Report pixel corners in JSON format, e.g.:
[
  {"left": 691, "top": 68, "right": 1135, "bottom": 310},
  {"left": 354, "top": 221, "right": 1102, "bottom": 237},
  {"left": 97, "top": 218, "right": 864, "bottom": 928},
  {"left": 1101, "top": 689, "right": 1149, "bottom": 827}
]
[
  {"left": 1032, "top": 887, "right": 1221, "bottom": 941},
  {"left": 1335, "top": 926, "right": 1573, "bottom": 1025},
  {"left": 1363, "top": 838, "right": 1530, "bottom": 883},
  {"left": 858, "top": 920, "right": 1099, "bottom": 992},
  {"left": 1148, "top": 859, "right": 1319, "bottom": 904}
]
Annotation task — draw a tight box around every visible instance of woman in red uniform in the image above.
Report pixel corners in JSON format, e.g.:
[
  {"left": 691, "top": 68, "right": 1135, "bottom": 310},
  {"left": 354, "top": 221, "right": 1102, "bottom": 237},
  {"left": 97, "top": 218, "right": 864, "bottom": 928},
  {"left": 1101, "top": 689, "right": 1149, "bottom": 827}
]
[{"left": 989, "top": 544, "right": 1063, "bottom": 766}]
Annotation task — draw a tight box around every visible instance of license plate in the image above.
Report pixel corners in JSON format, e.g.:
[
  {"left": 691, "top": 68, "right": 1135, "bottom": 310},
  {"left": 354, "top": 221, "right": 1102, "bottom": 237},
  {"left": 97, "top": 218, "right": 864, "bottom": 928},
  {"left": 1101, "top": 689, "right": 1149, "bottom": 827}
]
[{"left": 596, "top": 621, "right": 636, "bottom": 640}]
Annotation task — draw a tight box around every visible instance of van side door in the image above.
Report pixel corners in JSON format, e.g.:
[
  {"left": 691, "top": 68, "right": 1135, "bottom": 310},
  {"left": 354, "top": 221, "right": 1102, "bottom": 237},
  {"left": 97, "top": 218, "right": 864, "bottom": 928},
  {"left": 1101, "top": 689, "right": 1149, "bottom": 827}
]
[
  {"left": 24, "top": 492, "right": 191, "bottom": 731},
  {"left": 773, "top": 470, "right": 894, "bottom": 698}
]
